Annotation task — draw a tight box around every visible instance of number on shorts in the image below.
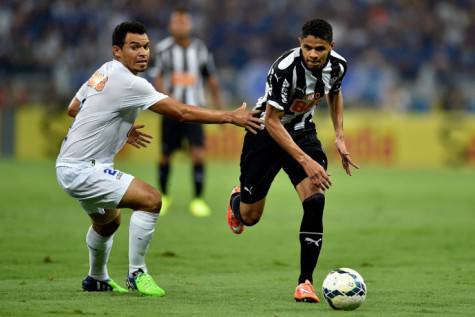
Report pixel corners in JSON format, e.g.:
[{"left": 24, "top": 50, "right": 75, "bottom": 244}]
[{"left": 104, "top": 168, "right": 117, "bottom": 176}]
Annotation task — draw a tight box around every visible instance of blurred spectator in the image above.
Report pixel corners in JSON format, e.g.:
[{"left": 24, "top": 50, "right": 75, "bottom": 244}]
[{"left": 0, "top": 0, "right": 474, "bottom": 112}]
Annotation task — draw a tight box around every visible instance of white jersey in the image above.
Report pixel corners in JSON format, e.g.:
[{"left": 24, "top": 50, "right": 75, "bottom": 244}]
[{"left": 56, "top": 60, "right": 168, "bottom": 166}]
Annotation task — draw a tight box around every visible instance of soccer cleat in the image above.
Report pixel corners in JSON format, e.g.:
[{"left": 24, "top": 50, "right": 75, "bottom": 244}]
[
  {"left": 294, "top": 280, "right": 320, "bottom": 303},
  {"left": 190, "top": 198, "right": 211, "bottom": 217},
  {"left": 82, "top": 276, "right": 128, "bottom": 293},
  {"left": 160, "top": 195, "right": 171, "bottom": 215},
  {"left": 226, "top": 186, "right": 244, "bottom": 234},
  {"left": 127, "top": 269, "right": 166, "bottom": 297}
]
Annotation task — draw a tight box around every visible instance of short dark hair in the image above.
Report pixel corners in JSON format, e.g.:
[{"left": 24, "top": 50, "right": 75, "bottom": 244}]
[
  {"left": 173, "top": 7, "right": 190, "bottom": 14},
  {"left": 112, "top": 21, "right": 147, "bottom": 47},
  {"left": 301, "top": 19, "right": 333, "bottom": 43}
]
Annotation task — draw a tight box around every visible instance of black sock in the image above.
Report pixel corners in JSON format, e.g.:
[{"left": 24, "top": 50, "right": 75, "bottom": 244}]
[
  {"left": 159, "top": 162, "right": 170, "bottom": 195},
  {"left": 193, "top": 164, "right": 204, "bottom": 197},
  {"left": 230, "top": 192, "right": 243, "bottom": 222},
  {"left": 298, "top": 193, "right": 325, "bottom": 284}
]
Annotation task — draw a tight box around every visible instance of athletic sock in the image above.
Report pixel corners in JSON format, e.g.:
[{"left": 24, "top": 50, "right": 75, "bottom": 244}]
[
  {"left": 159, "top": 162, "right": 170, "bottom": 195},
  {"left": 193, "top": 163, "right": 204, "bottom": 197},
  {"left": 86, "top": 226, "right": 113, "bottom": 281},
  {"left": 230, "top": 192, "right": 243, "bottom": 222},
  {"left": 129, "top": 211, "right": 159, "bottom": 275},
  {"left": 298, "top": 193, "right": 325, "bottom": 284}
]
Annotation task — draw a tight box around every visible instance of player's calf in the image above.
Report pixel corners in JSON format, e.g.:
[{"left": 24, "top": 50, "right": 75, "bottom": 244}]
[
  {"left": 236, "top": 198, "right": 266, "bottom": 226},
  {"left": 92, "top": 212, "right": 121, "bottom": 237},
  {"left": 298, "top": 193, "right": 325, "bottom": 284}
]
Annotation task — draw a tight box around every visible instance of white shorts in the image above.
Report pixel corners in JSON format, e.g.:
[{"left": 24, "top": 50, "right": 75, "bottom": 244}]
[{"left": 56, "top": 163, "right": 134, "bottom": 215}]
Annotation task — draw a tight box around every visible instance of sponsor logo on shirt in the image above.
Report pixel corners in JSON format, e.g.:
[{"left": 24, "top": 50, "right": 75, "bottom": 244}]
[
  {"left": 289, "top": 92, "right": 321, "bottom": 113},
  {"left": 87, "top": 72, "right": 108, "bottom": 91},
  {"left": 171, "top": 72, "right": 197, "bottom": 86}
]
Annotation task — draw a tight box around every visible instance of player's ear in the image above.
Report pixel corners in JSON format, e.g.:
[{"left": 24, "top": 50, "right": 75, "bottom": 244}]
[
  {"left": 112, "top": 45, "right": 122, "bottom": 59},
  {"left": 330, "top": 41, "right": 335, "bottom": 49}
]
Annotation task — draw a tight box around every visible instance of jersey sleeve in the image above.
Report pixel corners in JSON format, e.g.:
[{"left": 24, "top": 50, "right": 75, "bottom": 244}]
[
  {"left": 266, "top": 66, "right": 290, "bottom": 112},
  {"left": 199, "top": 46, "right": 217, "bottom": 78},
  {"left": 330, "top": 62, "right": 347, "bottom": 93},
  {"left": 123, "top": 77, "right": 168, "bottom": 110},
  {"left": 74, "top": 82, "right": 88, "bottom": 103}
]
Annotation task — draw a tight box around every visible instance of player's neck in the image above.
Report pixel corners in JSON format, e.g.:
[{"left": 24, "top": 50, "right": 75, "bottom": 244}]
[
  {"left": 175, "top": 37, "right": 191, "bottom": 48},
  {"left": 114, "top": 58, "right": 139, "bottom": 75}
]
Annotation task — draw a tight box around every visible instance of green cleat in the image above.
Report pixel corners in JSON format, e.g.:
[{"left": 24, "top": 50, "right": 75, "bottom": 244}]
[
  {"left": 82, "top": 276, "right": 128, "bottom": 293},
  {"left": 127, "top": 269, "right": 166, "bottom": 297},
  {"left": 160, "top": 195, "right": 171, "bottom": 215},
  {"left": 189, "top": 198, "right": 211, "bottom": 217}
]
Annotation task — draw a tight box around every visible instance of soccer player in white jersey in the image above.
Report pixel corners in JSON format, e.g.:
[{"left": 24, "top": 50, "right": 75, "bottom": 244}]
[
  {"left": 55, "top": 21, "right": 260, "bottom": 296},
  {"left": 226, "top": 19, "right": 359, "bottom": 302}
]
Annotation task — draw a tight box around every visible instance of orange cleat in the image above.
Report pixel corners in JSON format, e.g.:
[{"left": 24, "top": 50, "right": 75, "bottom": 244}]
[
  {"left": 294, "top": 280, "right": 320, "bottom": 303},
  {"left": 226, "top": 186, "right": 245, "bottom": 234}
]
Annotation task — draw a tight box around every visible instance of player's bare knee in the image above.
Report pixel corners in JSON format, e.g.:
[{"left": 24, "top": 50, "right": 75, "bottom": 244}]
[
  {"left": 92, "top": 213, "right": 121, "bottom": 237},
  {"left": 142, "top": 190, "right": 162, "bottom": 213},
  {"left": 239, "top": 203, "right": 264, "bottom": 226},
  {"left": 106, "top": 214, "right": 121, "bottom": 233},
  {"left": 297, "top": 178, "right": 325, "bottom": 202},
  {"left": 241, "top": 211, "right": 262, "bottom": 226}
]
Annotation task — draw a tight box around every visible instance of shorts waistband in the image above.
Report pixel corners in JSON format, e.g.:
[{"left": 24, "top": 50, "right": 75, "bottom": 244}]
[{"left": 56, "top": 159, "right": 110, "bottom": 168}]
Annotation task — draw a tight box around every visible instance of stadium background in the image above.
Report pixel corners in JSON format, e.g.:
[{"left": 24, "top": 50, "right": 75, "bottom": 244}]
[
  {"left": 1, "top": 0, "right": 475, "bottom": 167},
  {"left": 1, "top": 1, "right": 474, "bottom": 316}
]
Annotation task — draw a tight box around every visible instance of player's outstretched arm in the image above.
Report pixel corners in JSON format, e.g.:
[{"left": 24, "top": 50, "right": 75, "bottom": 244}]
[
  {"left": 265, "top": 105, "right": 331, "bottom": 190},
  {"left": 148, "top": 97, "right": 261, "bottom": 133},
  {"left": 326, "top": 90, "right": 359, "bottom": 176}
]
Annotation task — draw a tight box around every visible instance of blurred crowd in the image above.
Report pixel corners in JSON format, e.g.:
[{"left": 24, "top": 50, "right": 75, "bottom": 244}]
[{"left": 1, "top": 0, "right": 474, "bottom": 112}]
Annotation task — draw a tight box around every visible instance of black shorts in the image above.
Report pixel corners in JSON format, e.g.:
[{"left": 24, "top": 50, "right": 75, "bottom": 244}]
[
  {"left": 161, "top": 117, "right": 204, "bottom": 155},
  {"left": 239, "top": 129, "right": 328, "bottom": 204}
]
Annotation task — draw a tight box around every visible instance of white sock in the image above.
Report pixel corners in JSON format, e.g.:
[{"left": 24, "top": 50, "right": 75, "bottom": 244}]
[
  {"left": 86, "top": 226, "right": 113, "bottom": 281},
  {"left": 129, "top": 211, "right": 159, "bottom": 275}
]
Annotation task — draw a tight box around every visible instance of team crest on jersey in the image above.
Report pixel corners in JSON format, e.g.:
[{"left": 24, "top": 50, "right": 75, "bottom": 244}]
[
  {"left": 289, "top": 92, "right": 321, "bottom": 113},
  {"left": 87, "top": 72, "right": 108, "bottom": 91}
]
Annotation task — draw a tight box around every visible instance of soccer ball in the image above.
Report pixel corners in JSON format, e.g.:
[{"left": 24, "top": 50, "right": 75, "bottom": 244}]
[{"left": 322, "top": 268, "right": 367, "bottom": 310}]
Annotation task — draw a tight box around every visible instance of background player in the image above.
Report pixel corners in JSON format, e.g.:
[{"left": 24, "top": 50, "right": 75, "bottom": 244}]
[
  {"left": 152, "top": 8, "right": 223, "bottom": 217},
  {"left": 226, "top": 19, "right": 359, "bottom": 302},
  {"left": 56, "top": 21, "right": 260, "bottom": 297}
]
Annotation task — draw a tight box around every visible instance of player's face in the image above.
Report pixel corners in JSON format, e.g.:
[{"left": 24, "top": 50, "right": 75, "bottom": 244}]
[
  {"left": 299, "top": 35, "right": 334, "bottom": 71},
  {"left": 169, "top": 12, "right": 192, "bottom": 39},
  {"left": 113, "top": 33, "right": 150, "bottom": 74}
]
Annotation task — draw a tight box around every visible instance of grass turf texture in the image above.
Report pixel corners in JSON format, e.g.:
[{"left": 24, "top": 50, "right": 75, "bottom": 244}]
[{"left": 0, "top": 159, "right": 474, "bottom": 316}]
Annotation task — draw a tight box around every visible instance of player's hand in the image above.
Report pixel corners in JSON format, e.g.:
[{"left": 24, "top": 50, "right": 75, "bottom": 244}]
[
  {"left": 230, "top": 102, "right": 262, "bottom": 134},
  {"left": 335, "top": 138, "right": 359, "bottom": 176},
  {"left": 127, "top": 124, "right": 152, "bottom": 149},
  {"left": 302, "top": 156, "right": 332, "bottom": 190}
]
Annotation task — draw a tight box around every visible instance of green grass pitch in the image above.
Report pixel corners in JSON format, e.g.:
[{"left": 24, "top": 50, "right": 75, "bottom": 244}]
[{"left": 0, "top": 159, "right": 474, "bottom": 316}]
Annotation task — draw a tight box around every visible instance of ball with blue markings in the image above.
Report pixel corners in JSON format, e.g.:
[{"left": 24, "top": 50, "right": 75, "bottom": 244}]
[{"left": 322, "top": 268, "right": 367, "bottom": 310}]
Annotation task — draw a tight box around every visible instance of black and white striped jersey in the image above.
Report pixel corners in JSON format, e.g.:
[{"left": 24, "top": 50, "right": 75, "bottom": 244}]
[
  {"left": 256, "top": 47, "right": 347, "bottom": 134},
  {"left": 150, "top": 36, "right": 216, "bottom": 106}
]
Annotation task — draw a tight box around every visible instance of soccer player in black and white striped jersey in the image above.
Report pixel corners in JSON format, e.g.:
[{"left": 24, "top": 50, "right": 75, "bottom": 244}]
[
  {"left": 226, "top": 19, "right": 359, "bottom": 302},
  {"left": 151, "top": 8, "right": 223, "bottom": 217}
]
